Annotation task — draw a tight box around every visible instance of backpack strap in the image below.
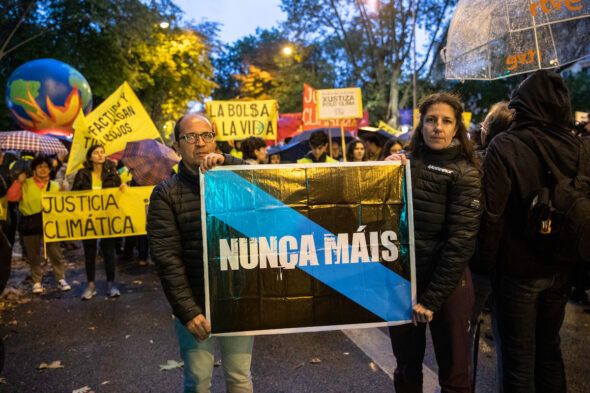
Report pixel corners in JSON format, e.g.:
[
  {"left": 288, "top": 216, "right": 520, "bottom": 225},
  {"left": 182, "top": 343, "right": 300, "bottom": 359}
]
[{"left": 533, "top": 138, "right": 580, "bottom": 183}]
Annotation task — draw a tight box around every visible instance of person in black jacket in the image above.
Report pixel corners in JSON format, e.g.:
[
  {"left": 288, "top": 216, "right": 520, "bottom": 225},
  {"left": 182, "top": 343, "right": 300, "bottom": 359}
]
[
  {"left": 147, "top": 113, "right": 253, "bottom": 393},
  {"left": 386, "top": 93, "right": 481, "bottom": 393},
  {"left": 473, "top": 70, "right": 585, "bottom": 393},
  {"left": 72, "top": 145, "right": 122, "bottom": 299}
]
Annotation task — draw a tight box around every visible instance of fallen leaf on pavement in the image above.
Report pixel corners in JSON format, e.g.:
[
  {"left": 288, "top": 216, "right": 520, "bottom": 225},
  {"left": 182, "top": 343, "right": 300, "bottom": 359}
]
[
  {"left": 159, "top": 360, "right": 184, "bottom": 371},
  {"left": 214, "top": 360, "right": 222, "bottom": 367},
  {"left": 101, "top": 381, "right": 110, "bottom": 385},
  {"left": 38, "top": 360, "right": 64, "bottom": 370},
  {"left": 88, "top": 326, "right": 96, "bottom": 331},
  {"left": 8, "top": 320, "right": 17, "bottom": 326},
  {"left": 72, "top": 386, "right": 93, "bottom": 393},
  {"left": 125, "top": 335, "right": 131, "bottom": 339},
  {"left": 309, "top": 357, "right": 321, "bottom": 364},
  {"left": 293, "top": 363, "right": 304, "bottom": 370},
  {"left": 132, "top": 280, "right": 143, "bottom": 285},
  {"left": 369, "top": 362, "right": 378, "bottom": 372},
  {"left": 149, "top": 340, "right": 154, "bottom": 344},
  {"left": 0, "top": 377, "right": 6, "bottom": 384}
]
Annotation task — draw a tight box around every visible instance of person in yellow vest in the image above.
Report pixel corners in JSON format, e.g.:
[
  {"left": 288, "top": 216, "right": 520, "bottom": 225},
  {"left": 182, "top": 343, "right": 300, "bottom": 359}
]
[
  {"left": 72, "top": 145, "right": 123, "bottom": 300},
  {"left": 7, "top": 155, "right": 71, "bottom": 294},
  {"left": 297, "top": 130, "right": 339, "bottom": 163}
]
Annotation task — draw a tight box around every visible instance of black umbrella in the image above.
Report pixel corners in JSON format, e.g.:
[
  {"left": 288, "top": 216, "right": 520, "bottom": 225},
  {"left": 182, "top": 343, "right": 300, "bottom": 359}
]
[{"left": 268, "top": 128, "right": 355, "bottom": 163}]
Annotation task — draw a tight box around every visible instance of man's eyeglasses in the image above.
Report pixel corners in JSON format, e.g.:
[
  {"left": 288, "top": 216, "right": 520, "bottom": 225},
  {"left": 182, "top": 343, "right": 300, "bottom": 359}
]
[{"left": 179, "top": 132, "right": 216, "bottom": 144}]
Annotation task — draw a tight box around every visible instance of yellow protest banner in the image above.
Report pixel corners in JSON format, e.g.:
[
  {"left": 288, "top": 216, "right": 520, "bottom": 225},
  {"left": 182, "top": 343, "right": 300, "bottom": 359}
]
[
  {"left": 67, "top": 82, "right": 161, "bottom": 175},
  {"left": 41, "top": 186, "right": 154, "bottom": 242},
  {"left": 0, "top": 195, "right": 7, "bottom": 221},
  {"left": 206, "top": 100, "right": 278, "bottom": 141},
  {"left": 462, "top": 112, "right": 472, "bottom": 129},
  {"left": 378, "top": 121, "right": 401, "bottom": 135}
]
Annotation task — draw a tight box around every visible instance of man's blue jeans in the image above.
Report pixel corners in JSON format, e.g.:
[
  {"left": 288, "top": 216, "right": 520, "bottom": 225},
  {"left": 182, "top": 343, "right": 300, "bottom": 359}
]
[
  {"left": 494, "top": 272, "right": 570, "bottom": 393},
  {"left": 175, "top": 319, "right": 254, "bottom": 393}
]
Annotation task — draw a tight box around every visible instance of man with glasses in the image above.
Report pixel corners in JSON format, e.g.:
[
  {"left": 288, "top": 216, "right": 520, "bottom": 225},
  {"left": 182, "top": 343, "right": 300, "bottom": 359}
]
[{"left": 147, "top": 113, "right": 253, "bottom": 393}]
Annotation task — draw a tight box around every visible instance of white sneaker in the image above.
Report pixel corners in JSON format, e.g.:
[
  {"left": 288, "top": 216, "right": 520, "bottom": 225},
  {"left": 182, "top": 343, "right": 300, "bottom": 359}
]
[
  {"left": 57, "top": 279, "right": 71, "bottom": 291},
  {"left": 32, "top": 283, "right": 44, "bottom": 294},
  {"left": 81, "top": 284, "right": 96, "bottom": 300}
]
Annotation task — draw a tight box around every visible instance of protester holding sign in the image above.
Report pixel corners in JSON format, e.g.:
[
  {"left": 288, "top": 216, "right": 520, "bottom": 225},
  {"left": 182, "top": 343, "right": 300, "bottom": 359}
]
[
  {"left": 147, "top": 113, "right": 253, "bottom": 393},
  {"left": 72, "top": 145, "right": 122, "bottom": 300},
  {"left": 7, "top": 155, "right": 71, "bottom": 294},
  {"left": 386, "top": 93, "right": 481, "bottom": 393}
]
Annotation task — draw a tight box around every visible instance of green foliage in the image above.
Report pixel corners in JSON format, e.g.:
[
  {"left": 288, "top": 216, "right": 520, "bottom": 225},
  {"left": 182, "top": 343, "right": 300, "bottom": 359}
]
[
  {"left": 212, "top": 28, "right": 334, "bottom": 113},
  {"left": 564, "top": 71, "right": 590, "bottom": 113},
  {"left": 0, "top": 0, "right": 215, "bottom": 134},
  {"left": 280, "top": 0, "right": 456, "bottom": 126},
  {"left": 128, "top": 28, "right": 216, "bottom": 128}
]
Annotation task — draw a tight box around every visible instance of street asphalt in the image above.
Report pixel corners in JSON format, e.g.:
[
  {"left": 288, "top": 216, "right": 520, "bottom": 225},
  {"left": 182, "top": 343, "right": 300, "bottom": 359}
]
[{"left": 1, "top": 245, "right": 589, "bottom": 393}]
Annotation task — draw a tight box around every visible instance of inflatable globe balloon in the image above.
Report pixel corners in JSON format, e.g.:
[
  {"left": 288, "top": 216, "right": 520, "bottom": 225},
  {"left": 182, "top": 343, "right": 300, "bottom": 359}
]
[{"left": 5, "top": 58, "right": 92, "bottom": 132}]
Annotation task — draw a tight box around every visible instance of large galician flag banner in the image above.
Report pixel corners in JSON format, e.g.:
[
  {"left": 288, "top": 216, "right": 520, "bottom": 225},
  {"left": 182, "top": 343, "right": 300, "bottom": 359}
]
[{"left": 202, "top": 162, "right": 416, "bottom": 335}]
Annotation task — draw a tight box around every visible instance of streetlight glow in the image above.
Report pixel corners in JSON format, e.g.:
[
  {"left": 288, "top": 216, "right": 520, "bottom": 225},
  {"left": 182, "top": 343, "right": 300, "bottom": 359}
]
[
  {"left": 159, "top": 21, "right": 170, "bottom": 29},
  {"left": 282, "top": 46, "right": 293, "bottom": 56}
]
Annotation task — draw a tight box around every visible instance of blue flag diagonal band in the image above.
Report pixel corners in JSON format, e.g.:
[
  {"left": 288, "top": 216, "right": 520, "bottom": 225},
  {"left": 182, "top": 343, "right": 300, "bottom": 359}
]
[{"left": 205, "top": 169, "right": 412, "bottom": 322}]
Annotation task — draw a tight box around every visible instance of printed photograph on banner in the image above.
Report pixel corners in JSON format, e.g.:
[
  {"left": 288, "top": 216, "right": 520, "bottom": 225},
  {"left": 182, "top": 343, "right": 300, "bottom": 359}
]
[
  {"left": 202, "top": 162, "right": 415, "bottom": 335},
  {"left": 41, "top": 186, "right": 154, "bottom": 242},
  {"left": 205, "top": 100, "right": 278, "bottom": 141}
]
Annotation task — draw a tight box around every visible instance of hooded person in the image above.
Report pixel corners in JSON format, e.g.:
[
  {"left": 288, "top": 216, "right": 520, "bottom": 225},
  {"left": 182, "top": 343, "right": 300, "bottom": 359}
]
[{"left": 472, "top": 70, "right": 587, "bottom": 393}]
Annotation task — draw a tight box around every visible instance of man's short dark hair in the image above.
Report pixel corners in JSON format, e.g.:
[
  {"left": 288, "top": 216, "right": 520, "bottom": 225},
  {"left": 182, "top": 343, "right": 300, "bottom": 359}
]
[
  {"left": 30, "top": 155, "right": 52, "bottom": 170},
  {"left": 309, "top": 130, "right": 329, "bottom": 148},
  {"left": 174, "top": 115, "right": 186, "bottom": 142}
]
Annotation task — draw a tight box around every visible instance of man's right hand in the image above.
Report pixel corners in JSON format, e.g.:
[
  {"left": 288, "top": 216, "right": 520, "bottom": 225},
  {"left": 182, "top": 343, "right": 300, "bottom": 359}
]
[
  {"left": 17, "top": 172, "right": 27, "bottom": 183},
  {"left": 186, "top": 314, "right": 211, "bottom": 341}
]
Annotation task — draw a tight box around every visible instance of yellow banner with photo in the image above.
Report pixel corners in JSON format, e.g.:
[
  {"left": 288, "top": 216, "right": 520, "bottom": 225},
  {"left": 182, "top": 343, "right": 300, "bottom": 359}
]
[
  {"left": 41, "top": 186, "right": 154, "bottom": 242},
  {"left": 205, "top": 100, "right": 278, "bottom": 141},
  {"left": 66, "top": 82, "right": 161, "bottom": 175}
]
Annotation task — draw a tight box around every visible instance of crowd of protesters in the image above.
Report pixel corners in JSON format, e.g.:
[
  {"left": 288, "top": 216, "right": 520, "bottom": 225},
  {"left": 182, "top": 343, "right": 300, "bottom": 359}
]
[{"left": 0, "top": 69, "right": 589, "bottom": 392}]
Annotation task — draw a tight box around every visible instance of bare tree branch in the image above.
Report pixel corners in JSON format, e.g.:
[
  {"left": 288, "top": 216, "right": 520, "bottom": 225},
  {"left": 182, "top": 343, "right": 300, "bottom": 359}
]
[{"left": 0, "top": 0, "right": 37, "bottom": 61}]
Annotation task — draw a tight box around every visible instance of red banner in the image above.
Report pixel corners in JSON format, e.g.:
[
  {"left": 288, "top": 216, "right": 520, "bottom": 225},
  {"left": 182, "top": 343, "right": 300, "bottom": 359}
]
[{"left": 302, "top": 84, "right": 368, "bottom": 131}]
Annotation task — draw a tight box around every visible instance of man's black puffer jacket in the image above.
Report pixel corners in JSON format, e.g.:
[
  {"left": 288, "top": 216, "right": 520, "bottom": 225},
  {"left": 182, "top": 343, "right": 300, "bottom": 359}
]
[
  {"left": 410, "top": 142, "right": 481, "bottom": 312},
  {"left": 147, "top": 156, "right": 245, "bottom": 324}
]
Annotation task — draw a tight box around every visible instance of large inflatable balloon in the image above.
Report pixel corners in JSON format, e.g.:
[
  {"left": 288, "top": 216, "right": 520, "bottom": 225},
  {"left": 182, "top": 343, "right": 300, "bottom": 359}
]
[{"left": 5, "top": 58, "right": 92, "bottom": 132}]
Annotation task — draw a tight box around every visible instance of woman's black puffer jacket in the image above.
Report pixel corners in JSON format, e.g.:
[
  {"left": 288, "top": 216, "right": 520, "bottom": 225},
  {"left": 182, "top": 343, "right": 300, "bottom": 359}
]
[
  {"left": 410, "top": 142, "right": 481, "bottom": 312},
  {"left": 147, "top": 156, "right": 244, "bottom": 324},
  {"left": 71, "top": 159, "right": 121, "bottom": 191}
]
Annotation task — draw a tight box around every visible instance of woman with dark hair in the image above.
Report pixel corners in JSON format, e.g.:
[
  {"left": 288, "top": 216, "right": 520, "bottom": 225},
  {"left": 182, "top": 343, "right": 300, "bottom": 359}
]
[
  {"left": 72, "top": 145, "right": 122, "bottom": 299},
  {"left": 379, "top": 139, "right": 404, "bottom": 160},
  {"left": 240, "top": 136, "right": 267, "bottom": 164},
  {"left": 345, "top": 140, "right": 367, "bottom": 162},
  {"left": 386, "top": 92, "right": 481, "bottom": 393}
]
